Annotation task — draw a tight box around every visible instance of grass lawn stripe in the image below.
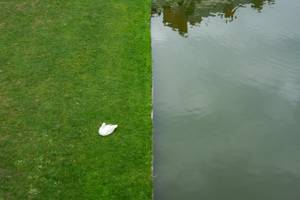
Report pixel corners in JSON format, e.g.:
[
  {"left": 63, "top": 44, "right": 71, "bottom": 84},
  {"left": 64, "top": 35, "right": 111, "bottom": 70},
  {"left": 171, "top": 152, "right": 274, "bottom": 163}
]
[{"left": 0, "top": 0, "right": 152, "bottom": 199}]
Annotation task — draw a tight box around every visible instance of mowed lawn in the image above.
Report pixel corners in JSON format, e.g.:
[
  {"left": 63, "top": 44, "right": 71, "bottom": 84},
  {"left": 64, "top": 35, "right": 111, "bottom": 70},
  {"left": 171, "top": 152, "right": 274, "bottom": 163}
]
[{"left": 0, "top": 0, "right": 152, "bottom": 199}]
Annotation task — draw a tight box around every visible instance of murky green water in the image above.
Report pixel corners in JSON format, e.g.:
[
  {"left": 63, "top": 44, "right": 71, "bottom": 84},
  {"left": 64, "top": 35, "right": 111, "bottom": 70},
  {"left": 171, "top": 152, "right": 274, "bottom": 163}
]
[{"left": 152, "top": 0, "right": 300, "bottom": 199}]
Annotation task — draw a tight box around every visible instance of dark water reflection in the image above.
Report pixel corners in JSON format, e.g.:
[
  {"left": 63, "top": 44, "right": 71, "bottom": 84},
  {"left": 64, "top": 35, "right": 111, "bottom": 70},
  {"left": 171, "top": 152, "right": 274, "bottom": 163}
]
[
  {"left": 152, "top": 0, "right": 275, "bottom": 36},
  {"left": 152, "top": 0, "right": 300, "bottom": 199}
]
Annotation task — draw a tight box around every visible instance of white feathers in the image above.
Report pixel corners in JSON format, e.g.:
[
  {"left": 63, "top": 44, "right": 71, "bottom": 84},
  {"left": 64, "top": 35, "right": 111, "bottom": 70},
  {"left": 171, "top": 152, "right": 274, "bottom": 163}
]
[{"left": 99, "top": 122, "right": 118, "bottom": 136}]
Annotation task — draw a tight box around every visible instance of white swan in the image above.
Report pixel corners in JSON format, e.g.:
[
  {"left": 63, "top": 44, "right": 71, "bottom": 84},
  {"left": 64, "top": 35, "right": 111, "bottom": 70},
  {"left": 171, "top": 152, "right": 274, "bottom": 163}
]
[{"left": 99, "top": 122, "right": 118, "bottom": 136}]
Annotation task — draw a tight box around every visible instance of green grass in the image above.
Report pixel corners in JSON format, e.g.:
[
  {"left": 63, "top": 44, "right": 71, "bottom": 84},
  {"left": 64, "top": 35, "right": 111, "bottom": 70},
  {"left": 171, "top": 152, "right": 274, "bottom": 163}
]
[{"left": 0, "top": 0, "right": 152, "bottom": 199}]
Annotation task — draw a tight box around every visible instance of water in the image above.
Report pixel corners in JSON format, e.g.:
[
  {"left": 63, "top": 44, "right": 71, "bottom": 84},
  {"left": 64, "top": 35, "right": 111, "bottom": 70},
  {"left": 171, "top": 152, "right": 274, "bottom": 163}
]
[{"left": 152, "top": 0, "right": 300, "bottom": 199}]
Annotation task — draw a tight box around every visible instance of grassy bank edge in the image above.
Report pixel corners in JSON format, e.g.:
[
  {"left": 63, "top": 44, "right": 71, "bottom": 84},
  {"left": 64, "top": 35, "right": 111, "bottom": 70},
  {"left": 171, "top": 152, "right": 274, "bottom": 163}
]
[{"left": 0, "top": 0, "right": 153, "bottom": 199}]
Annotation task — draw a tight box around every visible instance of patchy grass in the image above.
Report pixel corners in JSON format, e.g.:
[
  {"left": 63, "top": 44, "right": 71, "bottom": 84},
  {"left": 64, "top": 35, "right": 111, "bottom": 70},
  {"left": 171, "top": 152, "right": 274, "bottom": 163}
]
[{"left": 0, "top": 0, "right": 152, "bottom": 199}]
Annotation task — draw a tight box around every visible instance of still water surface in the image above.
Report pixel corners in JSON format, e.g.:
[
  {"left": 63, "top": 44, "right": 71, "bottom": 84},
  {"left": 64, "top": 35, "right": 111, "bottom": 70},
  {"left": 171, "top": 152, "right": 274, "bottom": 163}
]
[{"left": 152, "top": 0, "right": 300, "bottom": 199}]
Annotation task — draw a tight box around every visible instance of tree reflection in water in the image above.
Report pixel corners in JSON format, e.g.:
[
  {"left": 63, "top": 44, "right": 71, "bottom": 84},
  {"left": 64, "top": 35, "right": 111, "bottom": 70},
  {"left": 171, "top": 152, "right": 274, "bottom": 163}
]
[{"left": 152, "top": 0, "right": 275, "bottom": 36}]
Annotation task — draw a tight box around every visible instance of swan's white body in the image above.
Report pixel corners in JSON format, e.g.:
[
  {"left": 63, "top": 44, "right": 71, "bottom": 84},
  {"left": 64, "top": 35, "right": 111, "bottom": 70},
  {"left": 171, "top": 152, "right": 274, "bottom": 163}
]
[{"left": 99, "top": 122, "right": 118, "bottom": 136}]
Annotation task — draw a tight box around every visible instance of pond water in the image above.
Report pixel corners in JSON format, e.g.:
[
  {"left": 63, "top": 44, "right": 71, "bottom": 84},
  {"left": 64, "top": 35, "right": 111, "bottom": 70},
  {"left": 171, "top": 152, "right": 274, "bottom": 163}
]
[{"left": 152, "top": 0, "right": 300, "bottom": 199}]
